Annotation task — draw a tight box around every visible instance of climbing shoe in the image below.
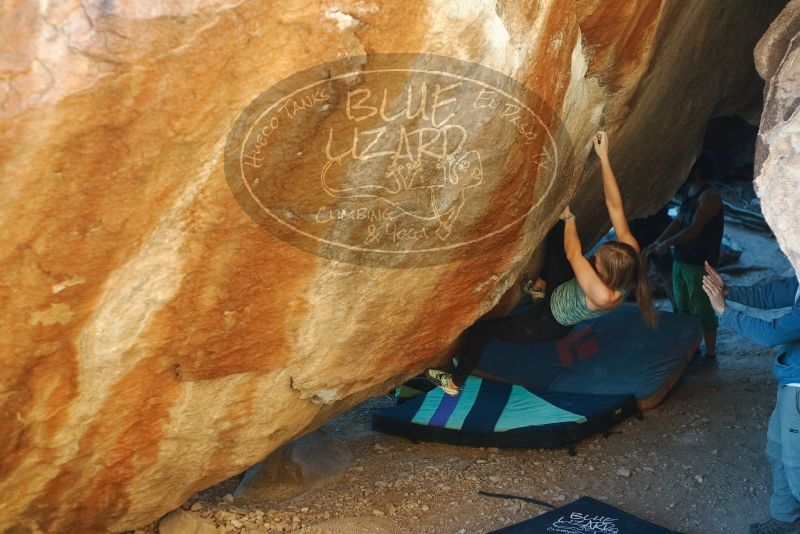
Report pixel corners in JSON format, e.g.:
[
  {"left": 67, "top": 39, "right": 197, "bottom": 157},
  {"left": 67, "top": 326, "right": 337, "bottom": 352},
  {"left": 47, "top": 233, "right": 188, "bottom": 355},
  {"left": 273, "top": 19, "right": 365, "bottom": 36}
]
[
  {"left": 522, "top": 279, "right": 545, "bottom": 300},
  {"left": 425, "top": 369, "right": 460, "bottom": 396},
  {"left": 749, "top": 519, "right": 800, "bottom": 534}
]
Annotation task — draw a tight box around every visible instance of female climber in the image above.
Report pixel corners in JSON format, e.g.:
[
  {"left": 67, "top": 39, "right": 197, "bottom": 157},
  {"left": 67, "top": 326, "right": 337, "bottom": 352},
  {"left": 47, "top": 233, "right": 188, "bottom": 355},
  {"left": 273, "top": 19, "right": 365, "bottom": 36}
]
[{"left": 427, "top": 131, "right": 657, "bottom": 395}]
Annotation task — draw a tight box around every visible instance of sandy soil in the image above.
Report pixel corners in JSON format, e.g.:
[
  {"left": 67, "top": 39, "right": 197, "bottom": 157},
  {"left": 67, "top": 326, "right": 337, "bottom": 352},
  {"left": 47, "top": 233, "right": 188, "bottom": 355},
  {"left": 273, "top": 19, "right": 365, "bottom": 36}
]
[{"left": 141, "top": 223, "right": 795, "bottom": 534}]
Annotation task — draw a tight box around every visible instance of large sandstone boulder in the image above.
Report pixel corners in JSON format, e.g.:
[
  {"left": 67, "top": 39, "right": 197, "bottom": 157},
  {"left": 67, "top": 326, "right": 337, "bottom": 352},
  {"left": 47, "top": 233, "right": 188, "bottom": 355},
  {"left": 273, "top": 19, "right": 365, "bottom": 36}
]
[
  {"left": 755, "top": 0, "right": 800, "bottom": 278},
  {"left": 0, "top": 0, "right": 784, "bottom": 531}
]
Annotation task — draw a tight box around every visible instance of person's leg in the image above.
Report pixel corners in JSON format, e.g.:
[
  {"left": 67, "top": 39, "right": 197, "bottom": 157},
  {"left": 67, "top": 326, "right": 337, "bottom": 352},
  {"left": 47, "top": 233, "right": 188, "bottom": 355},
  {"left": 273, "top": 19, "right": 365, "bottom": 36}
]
[
  {"left": 768, "top": 386, "right": 800, "bottom": 523},
  {"left": 768, "top": 387, "right": 795, "bottom": 522},
  {"left": 438, "top": 222, "right": 576, "bottom": 392},
  {"left": 703, "top": 328, "right": 718, "bottom": 358},
  {"left": 685, "top": 263, "right": 719, "bottom": 356},
  {"left": 448, "top": 305, "right": 571, "bottom": 388},
  {"left": 449, "top": 320, "right": 495, "bottom": 388},
  {"left": 541, "top": 221, "right": 574, "bottom": 303},
  {"left": 527, "top": 221, "right": 575, "bottom": 302},
  {"left": 672, "top": 261, "right": 690, "bottom": 316},
  {"left": 655, "top": 255, "right": 676, "bottom": 312},
  {"left": 780, "top": 386, "right": 800, "bottom": 518}
]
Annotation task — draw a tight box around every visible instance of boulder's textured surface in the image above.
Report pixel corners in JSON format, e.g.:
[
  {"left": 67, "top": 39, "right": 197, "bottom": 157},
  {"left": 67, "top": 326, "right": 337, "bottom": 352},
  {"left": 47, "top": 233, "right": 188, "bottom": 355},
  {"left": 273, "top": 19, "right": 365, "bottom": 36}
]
[
  {"left": 234, "top": 431, "right": 352, "bottom": 501},
  {"left": 0, "top": 1, "right": 784, "bottom": 531},
  {"left": 755, "top": 0, "right": 800, "bottom": 278}
]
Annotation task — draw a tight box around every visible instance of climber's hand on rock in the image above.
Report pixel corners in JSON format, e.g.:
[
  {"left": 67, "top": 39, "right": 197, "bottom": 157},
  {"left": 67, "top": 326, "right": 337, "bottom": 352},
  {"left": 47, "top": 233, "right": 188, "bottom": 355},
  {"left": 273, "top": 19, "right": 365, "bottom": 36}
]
[
  {"left": 559, "top": 205, "right": 573, "bottom": 221},
  {"left": 593, "top": 131, "right": 609, "bottom": 160}
]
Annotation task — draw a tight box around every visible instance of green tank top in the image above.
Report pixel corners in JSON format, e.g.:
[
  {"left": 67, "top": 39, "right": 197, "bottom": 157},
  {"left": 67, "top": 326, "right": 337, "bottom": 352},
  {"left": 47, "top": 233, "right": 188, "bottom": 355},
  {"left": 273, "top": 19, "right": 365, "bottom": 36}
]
[{"left": 550, "top": 278, "right": 630, "bottom": 326}]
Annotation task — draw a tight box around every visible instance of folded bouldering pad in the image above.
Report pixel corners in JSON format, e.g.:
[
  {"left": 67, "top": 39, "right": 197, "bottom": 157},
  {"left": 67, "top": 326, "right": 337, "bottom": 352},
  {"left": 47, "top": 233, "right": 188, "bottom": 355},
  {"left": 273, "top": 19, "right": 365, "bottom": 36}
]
[
  {"left": 373, "top": 376, "right": 636, "bottom": 449},
  {"left": 475, "top": 304, "right": 701, "bottom": 410},
  {"left": 374, "top": 304, "right": 698, "bottom": 448},
  {"left": 488, "top": 496, "right": 683, "bottom": 533}
]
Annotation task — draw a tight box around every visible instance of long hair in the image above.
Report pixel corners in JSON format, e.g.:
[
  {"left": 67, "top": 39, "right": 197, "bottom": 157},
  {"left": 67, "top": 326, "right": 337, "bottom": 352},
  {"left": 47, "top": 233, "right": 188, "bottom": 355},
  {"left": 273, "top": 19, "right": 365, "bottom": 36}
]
[{"left": 595, "top": 241, "right": 658, "bottom": 327}]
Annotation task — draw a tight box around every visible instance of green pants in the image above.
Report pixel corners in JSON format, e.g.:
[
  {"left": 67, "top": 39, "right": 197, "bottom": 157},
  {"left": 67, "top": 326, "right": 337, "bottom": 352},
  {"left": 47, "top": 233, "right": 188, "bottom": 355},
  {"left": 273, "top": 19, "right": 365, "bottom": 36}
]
[{"left": 673, "top": 260, "right": 718, "bottom": 332}]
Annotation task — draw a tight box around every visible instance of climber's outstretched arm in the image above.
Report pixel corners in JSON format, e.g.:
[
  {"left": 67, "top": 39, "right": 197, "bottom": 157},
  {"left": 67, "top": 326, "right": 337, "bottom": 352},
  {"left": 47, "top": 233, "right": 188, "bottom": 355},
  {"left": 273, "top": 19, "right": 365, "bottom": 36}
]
[{"left": 593, "top": 131, "right": 640, "bottom": 253}]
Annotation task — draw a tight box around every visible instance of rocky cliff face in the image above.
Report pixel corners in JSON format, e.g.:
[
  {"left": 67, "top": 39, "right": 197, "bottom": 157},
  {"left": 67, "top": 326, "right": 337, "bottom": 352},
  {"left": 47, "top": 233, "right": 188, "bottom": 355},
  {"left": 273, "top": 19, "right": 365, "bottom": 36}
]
[
  {"left": 0, "top": 1, "right": 784, "bottom": 531},
  {"left": 755, "top": 0, "right": 800, "bottom": 280}
]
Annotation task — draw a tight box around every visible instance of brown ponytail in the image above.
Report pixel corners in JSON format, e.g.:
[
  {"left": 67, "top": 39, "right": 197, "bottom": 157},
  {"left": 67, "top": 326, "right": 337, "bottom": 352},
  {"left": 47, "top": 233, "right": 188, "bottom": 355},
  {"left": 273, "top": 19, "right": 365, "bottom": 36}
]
[
  {"left": 595, "top": 241, "right": 658, "bottom": 328},
  {"left": 633, "top": 251, "right": 657, "bottom": 328}
]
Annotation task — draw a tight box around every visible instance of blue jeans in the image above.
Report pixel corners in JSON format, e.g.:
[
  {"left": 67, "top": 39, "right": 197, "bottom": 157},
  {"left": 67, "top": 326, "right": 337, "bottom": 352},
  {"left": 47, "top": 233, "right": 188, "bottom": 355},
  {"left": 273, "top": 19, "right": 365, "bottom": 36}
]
[{"left": 767, "top": 385, "right": 800, "bottom": 522}]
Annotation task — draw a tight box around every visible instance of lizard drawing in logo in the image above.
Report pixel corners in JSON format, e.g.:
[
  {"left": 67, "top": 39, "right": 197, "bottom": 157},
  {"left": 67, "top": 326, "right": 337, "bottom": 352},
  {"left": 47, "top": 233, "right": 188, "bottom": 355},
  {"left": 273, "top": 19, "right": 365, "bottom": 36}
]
[
  {"left": 550, "top": 514, "right": 619, "bottom": 534},
  {"left": 320, "top": 147, "right": 484, "bottom": 241}
]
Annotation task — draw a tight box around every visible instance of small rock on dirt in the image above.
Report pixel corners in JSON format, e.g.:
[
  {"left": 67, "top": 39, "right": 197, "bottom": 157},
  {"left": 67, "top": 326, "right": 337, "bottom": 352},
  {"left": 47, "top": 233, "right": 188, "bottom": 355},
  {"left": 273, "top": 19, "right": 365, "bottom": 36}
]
[
  {"left": 234, "top": 430, "right": 353, "bottom": 501},
  {"left": 158, "top": 509, "right": 216, "bottom": 534}
]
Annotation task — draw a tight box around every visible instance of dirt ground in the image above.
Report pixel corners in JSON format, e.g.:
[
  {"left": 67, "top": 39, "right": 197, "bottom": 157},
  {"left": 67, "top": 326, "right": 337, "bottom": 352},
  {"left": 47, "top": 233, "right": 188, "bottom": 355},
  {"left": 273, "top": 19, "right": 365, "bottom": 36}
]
[{"left": 150, "top": 223, "right": 795, "bottom": 534}]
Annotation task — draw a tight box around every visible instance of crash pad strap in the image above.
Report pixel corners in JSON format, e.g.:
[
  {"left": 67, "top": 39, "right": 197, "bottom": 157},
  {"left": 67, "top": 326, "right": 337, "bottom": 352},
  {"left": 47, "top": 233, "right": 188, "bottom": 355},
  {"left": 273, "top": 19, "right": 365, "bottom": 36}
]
[{"left": 478, "top": 490, "right": 555, "bottom": 509}]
